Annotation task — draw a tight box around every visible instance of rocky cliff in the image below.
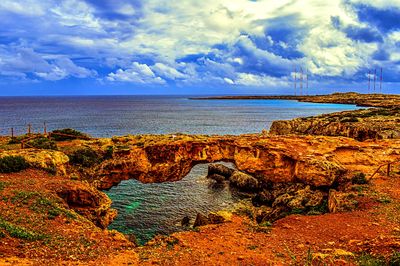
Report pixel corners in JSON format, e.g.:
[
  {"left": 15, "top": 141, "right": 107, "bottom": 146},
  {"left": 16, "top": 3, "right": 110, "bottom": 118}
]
[
  {"left": 270, "top": 107, "right": 400, "bottom": 141},
  {"left": 91, "top": 134, "right": 400, "bottom": 190}
]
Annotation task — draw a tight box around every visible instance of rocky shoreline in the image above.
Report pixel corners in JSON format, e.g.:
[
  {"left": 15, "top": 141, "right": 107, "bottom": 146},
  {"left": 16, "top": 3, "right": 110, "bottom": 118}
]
[{"left": 0, "top": 92, "right": 400, "bottom": 265}]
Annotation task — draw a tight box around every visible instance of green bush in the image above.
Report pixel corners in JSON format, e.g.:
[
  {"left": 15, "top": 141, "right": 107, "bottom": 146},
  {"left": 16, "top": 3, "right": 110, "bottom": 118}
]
[
  {"left": 50, "top": 128, "right": 90, "bottom": 141},
  {"left": 0, "top": 156, "right": 29, "bottom": 173},
  {"left": 0, "top": 217, "right": 46, "bottom": 241},
  {"left": 352, "top": 172, "right": 368, "bottom": 185},
  {"left": 27, "top": 137, "right": 58, "bottom": 150},
  {"left": 68, "top": 147, "right": 100, "bottom": 167}
]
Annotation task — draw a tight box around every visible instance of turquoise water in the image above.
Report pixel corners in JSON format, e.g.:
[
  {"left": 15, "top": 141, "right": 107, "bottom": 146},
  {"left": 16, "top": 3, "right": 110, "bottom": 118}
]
[{"left": 106, "top": 162, "right": 245, "bottom": 245}]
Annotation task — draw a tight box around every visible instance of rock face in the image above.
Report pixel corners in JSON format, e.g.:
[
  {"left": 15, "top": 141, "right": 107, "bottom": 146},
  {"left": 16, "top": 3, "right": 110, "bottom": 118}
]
[
  {"left": 92, "top": 134, "right": 400, "bottom": 190},
  {"left": 270, "top": 108, "right": 400, "bottom": 141},
  {"left": 56, "top": 182, "right": 117, "bottom": 228}
]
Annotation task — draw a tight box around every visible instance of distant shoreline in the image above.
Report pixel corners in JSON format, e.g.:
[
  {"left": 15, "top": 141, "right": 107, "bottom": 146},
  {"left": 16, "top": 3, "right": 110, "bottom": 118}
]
[{"left": 189, "top": 92, "right": 400, "bottom": 109}]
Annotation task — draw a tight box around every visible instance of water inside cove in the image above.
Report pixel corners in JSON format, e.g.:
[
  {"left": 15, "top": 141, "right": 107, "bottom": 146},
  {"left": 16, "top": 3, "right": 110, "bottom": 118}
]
[{"left": 106, "top": 162, "right": 247, "bottom": 245}]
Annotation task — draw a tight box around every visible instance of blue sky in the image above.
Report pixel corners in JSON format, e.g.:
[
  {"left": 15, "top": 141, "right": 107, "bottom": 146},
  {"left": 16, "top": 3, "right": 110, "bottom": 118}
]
[{"left": 0, "top": 0, "right": 399, "bottom": 95}]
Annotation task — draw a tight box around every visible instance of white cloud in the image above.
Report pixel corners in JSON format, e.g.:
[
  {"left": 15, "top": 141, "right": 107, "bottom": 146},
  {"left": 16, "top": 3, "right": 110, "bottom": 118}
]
[
  {"left": 235, "top": 73, "right": 289, "bottom": 87},
  {"left": 106, "top": 62, "right": 166, "bottom": 84},
  {"left": 151, "top": 63, "right": 186, "bottom": 80}
]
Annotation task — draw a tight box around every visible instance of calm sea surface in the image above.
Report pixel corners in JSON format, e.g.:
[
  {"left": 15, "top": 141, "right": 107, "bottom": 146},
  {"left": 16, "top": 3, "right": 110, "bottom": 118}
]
[
  {"left": 0, "top": 96, "right": 360, "bottom": 136},
  {"left": 0, "top": 96, "right": 361, "bottom": 244}
]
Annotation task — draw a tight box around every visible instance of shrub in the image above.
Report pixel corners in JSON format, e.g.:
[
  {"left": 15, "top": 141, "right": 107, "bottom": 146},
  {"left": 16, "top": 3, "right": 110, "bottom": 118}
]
[
  {"left": 352, "top": 172, "right": 368, "bottom": 185},
  {"left": 340, "top": 117, "right": 359, "bottom": 123},
  {"left": 0, "top": 156, "right": 29, "bottom": 173},
  {"left": 103, "top": 146, "right": 114, "bottom": 160},
  {"left": 27, "top": 137, "right": 58, "bottom": 150},
  {"left": 50, "top": 128, "right": 90, "bottom": 141},
  {"left": 68, "top": 147, "right": 100, "bottom": 167}
]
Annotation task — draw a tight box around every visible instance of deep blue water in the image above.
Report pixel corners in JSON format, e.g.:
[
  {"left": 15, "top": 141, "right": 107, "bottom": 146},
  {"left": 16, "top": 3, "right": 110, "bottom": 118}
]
[
  {"left": 0, "top": 96, "right": 360, "bottom": 136},
  {"left": 0, "top": 95, "right": 361, "bottom": 244}
]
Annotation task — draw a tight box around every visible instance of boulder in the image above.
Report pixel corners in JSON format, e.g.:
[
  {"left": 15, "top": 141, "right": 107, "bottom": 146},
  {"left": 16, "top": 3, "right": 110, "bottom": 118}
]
[
  {"left": 181, "top": 216, "right": 190, "bottom": 227},
  {"left": 56, "top": 183, "right": 117, "bottom": 228},
  {"left": 229, "top": 171, "right": 259, "bottom": 191},
  {"left": 207, "top": 173, "right": 226, "bottom": 183},
  {"left": 193, "top": 213, "right": 209, "bottom": 227},
  {"left": 208, "top": 213, "right": 225, "bottom": 224},
  {"left": 208, "top": 164, "right": 234, "bottom": 178},
  {"left": 193, "top": 212, "right": 226, "bottom": 227}
]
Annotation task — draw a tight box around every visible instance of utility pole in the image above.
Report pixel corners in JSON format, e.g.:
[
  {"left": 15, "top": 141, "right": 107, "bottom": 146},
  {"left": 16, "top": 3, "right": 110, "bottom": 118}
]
[
  {"left": 368, "top": 70, "right": 371, "bottom": 94},
  {"left": 44, "top": 122, "right": 47, "bottom": 136},
  {"left": 28, "top": 124, "right": 31, "bottom": 135},
  {"left": 306, "top": 68, "right": 309, "bottom": 95},
  {"left": 300, "top": 67, "right": 303, "bottom": 96},
  {"left": 294, "top": 66, "right": 297, "bottom": 96}
]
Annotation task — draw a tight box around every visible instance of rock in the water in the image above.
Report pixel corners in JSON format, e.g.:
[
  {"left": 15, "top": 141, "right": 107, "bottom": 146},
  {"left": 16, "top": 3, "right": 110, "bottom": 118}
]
[
  {"left": 181, "top": 216, "right": 190, "bottom": 227},
  {"left": 193, "top": 213, "right": 209, "bottom": 227},
  {"left": 229, "top": 171, "right": 259, "bottom": 191},
  {"left": 208, "top": 164, "right": 234, "bottom": 178},
  {"left": 193, "top": 212, "right": 226, "bottom": 227},
  {"left": 207, "top": 173, "right": 226, "bottom": 183}
]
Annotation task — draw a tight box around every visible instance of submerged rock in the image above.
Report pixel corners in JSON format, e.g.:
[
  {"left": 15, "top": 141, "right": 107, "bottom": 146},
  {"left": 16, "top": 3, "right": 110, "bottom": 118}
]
[
  {"left": 208, "top": 164, "right": 234, "bottom": 178},
  {"left": 181, "top": 216, "right": 190, "bottom": 227},
  {"left": 229, "top": 171, "right": 259, "bottom": 191}
]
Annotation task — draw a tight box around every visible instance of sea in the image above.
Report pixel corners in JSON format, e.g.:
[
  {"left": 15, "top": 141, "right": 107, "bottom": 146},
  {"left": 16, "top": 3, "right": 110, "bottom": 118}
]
[{"left": 0, "top": 95, "right": 361, "bottom": 244}]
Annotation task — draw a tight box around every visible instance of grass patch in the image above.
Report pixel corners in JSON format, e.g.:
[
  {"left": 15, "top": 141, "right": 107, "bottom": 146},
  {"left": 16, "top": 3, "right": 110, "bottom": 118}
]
[
  {"left": 0, "top": 217, "right": 47, "bottom": 241},
  {"left": 0, "top": 156, "right": 29, "bottom": 173},
  {"left": 11, "top": 191, "right": 76, "bottom": 220},
  {"left": 0, "top": 181, "right": 8, "bottom": 192}
]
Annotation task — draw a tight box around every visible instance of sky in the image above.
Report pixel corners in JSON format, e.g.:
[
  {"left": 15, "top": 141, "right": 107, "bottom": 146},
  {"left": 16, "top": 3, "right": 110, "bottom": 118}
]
[{"left": 0, "top": 0, "right": 399, "bottom": 95}]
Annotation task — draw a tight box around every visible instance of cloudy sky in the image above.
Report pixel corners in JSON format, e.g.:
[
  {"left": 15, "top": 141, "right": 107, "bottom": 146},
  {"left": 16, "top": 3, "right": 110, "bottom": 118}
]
[{"left": 0, "top": 0, "right": 399, "bottom": 95}]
